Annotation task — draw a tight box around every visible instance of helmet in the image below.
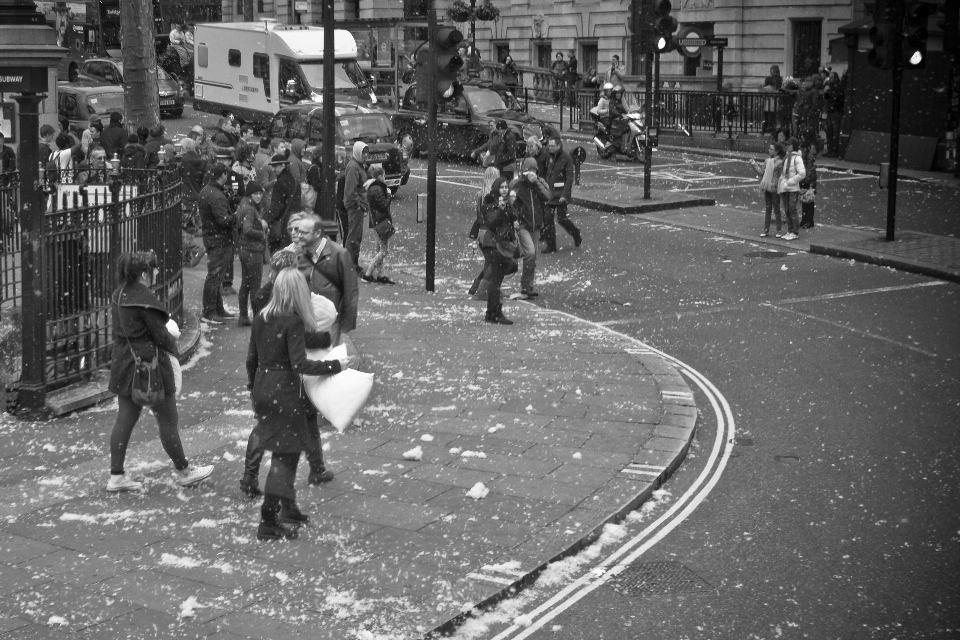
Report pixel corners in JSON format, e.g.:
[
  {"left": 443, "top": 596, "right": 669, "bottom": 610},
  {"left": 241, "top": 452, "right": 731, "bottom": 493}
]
[
  {"left": 612, "top": 85, "right": 625, "bottom": 97},
  {"left": 601, "top": 82, "right": 614, "bottom": 96}
]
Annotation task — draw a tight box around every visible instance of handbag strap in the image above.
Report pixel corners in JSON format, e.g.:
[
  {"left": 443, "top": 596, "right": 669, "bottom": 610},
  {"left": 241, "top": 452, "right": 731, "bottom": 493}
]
[{"left": 114, "top": 287, "right": 158, "bottom": 365}]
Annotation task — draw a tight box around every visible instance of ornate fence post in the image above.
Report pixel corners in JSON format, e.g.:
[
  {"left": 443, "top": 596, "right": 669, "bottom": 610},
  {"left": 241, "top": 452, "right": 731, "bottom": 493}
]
[{"left": 14, "top": 93, "right": 47, "bottom": 414}]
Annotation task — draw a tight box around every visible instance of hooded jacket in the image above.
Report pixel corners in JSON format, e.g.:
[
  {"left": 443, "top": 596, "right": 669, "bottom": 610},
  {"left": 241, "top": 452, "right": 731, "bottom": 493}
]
[
  {"left": 343, "top": 142, "right": 370, "bottom": 220},
  {"left": 100, "top": 121, "right": 127, "bottom": 160},
  {"left": 288, "top": 138, "right": 308, "bottom": 184},
  {"left": 510, "top": 161, "right": 549, "bottom": 232},
  {"left": 121, "top": 142, "right": 148, "bottom": 170}
]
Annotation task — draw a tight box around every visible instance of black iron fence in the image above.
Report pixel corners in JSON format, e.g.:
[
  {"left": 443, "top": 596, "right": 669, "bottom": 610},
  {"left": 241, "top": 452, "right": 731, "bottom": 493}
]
[{"left": 0, "top": 166, "right": 184, "bottom": 404}]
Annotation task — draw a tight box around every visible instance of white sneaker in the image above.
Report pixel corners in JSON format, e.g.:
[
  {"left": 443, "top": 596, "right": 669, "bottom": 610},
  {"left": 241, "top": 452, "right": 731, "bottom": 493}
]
[
  {"left": 177, "top": 464, "right": 213, "bottom": 487},
  {"left": 106, "top": 474, "right": 142, "bottom": 492}
]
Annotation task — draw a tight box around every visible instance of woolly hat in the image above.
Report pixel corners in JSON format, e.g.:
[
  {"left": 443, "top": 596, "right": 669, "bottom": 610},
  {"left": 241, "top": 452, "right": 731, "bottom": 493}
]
[
  {"left": 244, "top": 180, "right": 264, "bottom": 196},
  {"left": 209, "top": 163, "right": 228, "bottom": 178},
  {"left": 521, "top": 157, "right": 538, "bottom": 173}
]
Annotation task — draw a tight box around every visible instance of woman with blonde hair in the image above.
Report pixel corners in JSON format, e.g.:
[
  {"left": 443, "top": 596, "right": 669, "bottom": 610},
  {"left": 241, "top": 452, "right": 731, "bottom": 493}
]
[
  {"left": 246, "top": 267, "right": 353, "bottom": 540},
  {"left": 468, "top": 166, "right": 504, "bottom": 298}
]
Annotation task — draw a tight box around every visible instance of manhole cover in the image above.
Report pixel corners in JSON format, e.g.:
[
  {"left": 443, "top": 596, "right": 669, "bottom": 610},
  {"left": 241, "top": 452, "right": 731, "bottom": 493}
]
[
  {"left": 744, "top": 251, "right": 789, "bottom": 259},
  {"left": 607, "top": 562, "right": 712, "bottom": 596}
]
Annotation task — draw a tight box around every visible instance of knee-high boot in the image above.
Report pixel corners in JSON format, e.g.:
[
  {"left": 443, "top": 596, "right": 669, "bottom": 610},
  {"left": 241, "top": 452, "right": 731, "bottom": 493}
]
[{"left": 240, "top": 428, "right": 264, "bottom": 497}]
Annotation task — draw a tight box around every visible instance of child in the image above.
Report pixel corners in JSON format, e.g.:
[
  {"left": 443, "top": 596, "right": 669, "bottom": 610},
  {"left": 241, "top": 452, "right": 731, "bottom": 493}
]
[
  {"left": 752, "top": 142, "right": 784, "bottom": 237},
  {"left": 362, "top": 165, "right": 395, "bottom": 284}
]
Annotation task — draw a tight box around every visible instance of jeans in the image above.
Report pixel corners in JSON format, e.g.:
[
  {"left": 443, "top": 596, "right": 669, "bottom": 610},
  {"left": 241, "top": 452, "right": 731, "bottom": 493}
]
[
  {"left": 203, "top": 243, "right": 233, "bottom": 317},
  {"left": 517, "top": 227, "right": 539, "bottom": 292},
  {"left": 763, "top": 191, "right": 782, "bottom": 233},
  {"left": 365, "top": 235, "right": 389, "bottom": 279},
  {"left": 345, "top": 210, "right": 365, "bottom": 270},
  {"left": 780, "top": 191, "right": 800, "bottom": 234},
  {"left": 238, "top": 249, "right": 263, "bottom": 319},
  {"left": 110, "top": 393, "right": 187, "bottom": 475},
  {"left": 542, "top": 204, "right": 580, "bottom": 249}
]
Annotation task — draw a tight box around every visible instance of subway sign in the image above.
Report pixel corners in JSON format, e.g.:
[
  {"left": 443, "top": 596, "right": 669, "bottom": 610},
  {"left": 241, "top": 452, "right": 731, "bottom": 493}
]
[{"left": 0, "top": 67, "right": 49, "bottom": 93}]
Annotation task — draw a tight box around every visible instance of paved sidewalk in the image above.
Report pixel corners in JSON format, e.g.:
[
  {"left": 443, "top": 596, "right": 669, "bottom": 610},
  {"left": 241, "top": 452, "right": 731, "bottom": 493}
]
[{"left": 0, "top": 275, "right": 698, "bottom": 638}]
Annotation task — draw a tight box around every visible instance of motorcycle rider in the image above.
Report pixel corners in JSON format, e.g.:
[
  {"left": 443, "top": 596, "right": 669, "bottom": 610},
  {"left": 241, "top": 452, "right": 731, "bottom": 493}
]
[
  {"left": 608, "top": 85, "right": 629, "bottom": 149},
  {"left": 595, "top": 82, "right": 614, "bottom": 139}
]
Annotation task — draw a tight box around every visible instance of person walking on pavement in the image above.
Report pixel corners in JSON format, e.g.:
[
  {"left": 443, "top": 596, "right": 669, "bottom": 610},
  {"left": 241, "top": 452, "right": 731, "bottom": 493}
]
[
  {"left": 106, "top": 251, "right": 213, "bottom": 492},
  {"left": 777, "top": 137, "right": 806, "bottom": 241},
  {"left": 246, "top": 268, "right": 353, "bottom": 540},
  {"left": 481, "top": 177, "right": 519, "bottom": 325},
  {"left": 199, "top": 164, "right": 238, "bottom": 324},
  {"left": 541, "top": 136, "right": 581, "bottom": 253},
  {"left": 362, "top": 165, "right": 396, "bottom": 285},
  {"left": 752, "top": 142, "right": 784, "bottom": 238},
  {"left": 237, "top": 181, "right": 267, "bottom": 327},
  {"left": 511, "top": 157, "right": 549, "bottom": 298},
  {"left": 468, "top": 166, "right": 503, "bottom": 299},
  {"left": 343, "top": 142, "right": 370, "bottom": 275},
  {"left": 265, "top": 150, "right": 300, "bottom": 255}
]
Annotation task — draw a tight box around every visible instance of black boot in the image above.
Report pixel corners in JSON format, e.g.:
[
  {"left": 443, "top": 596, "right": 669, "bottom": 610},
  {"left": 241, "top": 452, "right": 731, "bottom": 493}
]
[
  {"left": 279, "top": 498, "right": 310, "bottom": 526},
  {"left": 493, "top": 304, "right": 514, "bottom": 325},
  {"left": 485, "top": 288, "right": 498, "bottom": 323},
  {"left": 257, "top": 500, "right": 299, "bottom": 541},
  {"left": 240, "top": 430, "right": 264, "bottom": 498},
  {"left": 303, "top": 414, "right": 335, "bottom": 485}
]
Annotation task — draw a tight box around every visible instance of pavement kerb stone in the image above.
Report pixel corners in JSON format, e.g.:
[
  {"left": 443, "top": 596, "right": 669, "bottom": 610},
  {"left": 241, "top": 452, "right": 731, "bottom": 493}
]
[{"left": 810, "top": 240, "right": 960, "bottom": 284}]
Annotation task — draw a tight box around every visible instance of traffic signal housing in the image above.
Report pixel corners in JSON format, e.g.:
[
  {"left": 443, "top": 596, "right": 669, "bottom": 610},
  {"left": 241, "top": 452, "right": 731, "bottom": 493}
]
[
  {"left": 416, "top": 27, "right": 464, "bottom": 104},
  {"left": 903, "top": 2, "right": 931, "bottom": 69},
  {"left": 653, "top": 0, "right": 679, "bottom": 53},
  {"left": 938, "top": 1, "right": 959, "bottom": 54},
  {"left": 868, "top": 23, "right": 893, "bottom": 69}
]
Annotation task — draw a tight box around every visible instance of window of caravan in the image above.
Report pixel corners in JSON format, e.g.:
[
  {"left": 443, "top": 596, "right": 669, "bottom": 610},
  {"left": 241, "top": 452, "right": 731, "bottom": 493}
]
[
  {"left": 198, "top": 44, "right": 208, "bottom": 68},
  {"left": 297, "top": 60, "right": 370, "bottom": 93}
]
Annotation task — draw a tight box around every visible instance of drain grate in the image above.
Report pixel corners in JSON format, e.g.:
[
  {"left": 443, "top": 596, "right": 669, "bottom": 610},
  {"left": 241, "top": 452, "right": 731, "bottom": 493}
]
[
  {"left": 607, "top": 562, "right": 712, "bottom": 596},
  {"left": 744, "top": 250, "right": 789, "bottom": 259}
]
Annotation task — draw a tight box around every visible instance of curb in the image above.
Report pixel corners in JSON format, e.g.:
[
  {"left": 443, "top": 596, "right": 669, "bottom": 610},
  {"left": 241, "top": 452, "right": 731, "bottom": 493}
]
[
  {"left": 44, "top": 308, "right": 202, "bottom": 417},
  {"left": 423, "top": 325, "right": 699, "bottom": 638},
  {"left": 573, "top": 192, "right": 716, "bottom": 215},
  {"left": 810, "top": 241, "right": 960, "bottom": 284}
]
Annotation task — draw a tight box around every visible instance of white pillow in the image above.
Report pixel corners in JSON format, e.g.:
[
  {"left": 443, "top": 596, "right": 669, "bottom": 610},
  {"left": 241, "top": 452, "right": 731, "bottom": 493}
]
[
  {"left": 310, "top": 293, "right": 338, "bottom": 333},
  {"left": 303, "top": 344, "right": 373, "bottom": 432}
]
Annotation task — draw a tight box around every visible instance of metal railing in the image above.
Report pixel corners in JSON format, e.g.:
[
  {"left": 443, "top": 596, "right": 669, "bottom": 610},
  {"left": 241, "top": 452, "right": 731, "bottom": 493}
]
[{"left": 1, "top": 166, "right": 184, "bottom": 402}]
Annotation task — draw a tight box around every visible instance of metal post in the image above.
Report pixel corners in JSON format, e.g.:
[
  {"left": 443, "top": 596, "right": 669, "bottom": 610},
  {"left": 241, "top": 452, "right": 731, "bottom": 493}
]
[
  {"left": 426, "top": 5, "right": 437, "bottom": 291},
  {"left": 654, "top": 51, "right": 660, "bottom": 130},
  {"left": 886, "top": 12, "right": 903, "bottom": 242},
  {"left": 643, "top": 52, "right": 653, "bottom": 199},
  {"left": 14, "top": 93, "right": 47, "bottom": 414},
  {"left": 320, "top": 0, "right": 336, "bottom": 239}
]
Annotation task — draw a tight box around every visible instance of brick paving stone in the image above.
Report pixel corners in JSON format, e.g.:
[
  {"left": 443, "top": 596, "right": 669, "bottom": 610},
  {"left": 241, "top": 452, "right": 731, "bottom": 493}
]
[
  {"left": 488, "top": 475, "right": 598, "bottom": 506},
  {"left": 17, "top": 548, "right": 129, "bottom": 586},
  {"left": 0, "top": 564, "right": 53, "bottom": 596},
  {"left": 581, "top": 433, "right": 648, "bottom": 455},
  {"left": 654, "top": 424, "right": 695, "bottom": 441},
  {"left": 486, "top": 424, "right": 590, "bottom": 448},
  {"left": 584, "top": 477, "right": 657, "bottom": 514},
  {"left": 76, "top": 605, "right": 186, "bottom": 639},
  {"left": 367, "top": 439, "right": 463, "bottom": 466},
  {"left": 0, "top": 616, "right": 31, "bottom": 633},
  {"left": 334, "top": 470, "right": 452, "bottom": 505},
  {"left": 425, "top": 491, "right": 574, "bottom": 529},
  {"left": 545, "top": 463, "right": 623, "bottom": 488},
  {"left": 445, "top": 434, "right": 537, "bottom": 457},
  {"left": 98, "top": 569, "right": 236, "bottom": 624},
  {"left": 0, "top": 534, "right": 61, "bottom": 564},
  {"left": 522, "top": 443, "right": 634, "bottom": 469},
  {"left": 211, "top": 609, "right": 353, "bottom": 640},
  {"left": 660, "top": 412, "right": 698, "bottom": 429},
  {"left": 405, "top": 463, "right": 500, "bottom": 489},
  {"left": 497, "top": 400, "right": 589, "bottom": 418},
  {"left": 451, "top": 454, "right": 562, "bottom": 478},
  {"left": 319, "top": 494, "right": 446, "bottom": 531},
  {"left": 644, "top": 436, "right": 690, "bottom": 454},
  {"left": 0, "top": 622, "right": 72, "bottom": 638},
  {"left": 0, "top": 578, "right": 141, "bottom": 629},
  {"left": 630, "top": 449, "right": 682, "bottom": 468}
]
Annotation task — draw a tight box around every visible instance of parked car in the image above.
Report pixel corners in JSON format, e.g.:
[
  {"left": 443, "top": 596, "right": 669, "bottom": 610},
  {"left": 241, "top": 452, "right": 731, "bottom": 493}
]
[
  {"left": 76, "top": 58, "right": 185, "bottom": 118},
  {"left": 268, "top": 102, "right": 411, "bottom": 194},
  {"left": 393, "top": 82, "right": 545, "bottom": 159},
  {"left": 57, "top": 82, "right": 126, "bottom": 136}
]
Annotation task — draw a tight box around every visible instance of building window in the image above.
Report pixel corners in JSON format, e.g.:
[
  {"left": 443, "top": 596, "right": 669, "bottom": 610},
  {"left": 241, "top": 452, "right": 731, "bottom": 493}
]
[
  {"left": 580, "top": 42, "right": 598, "bottom": 78},
  {"left": 493, "top": 42, "right": 510, "bottom": 63},
  {"left": 793, "top": 20, "right": 822, "bottom": 78},
  {"left": 536, "top": 43, "right": 552, "bottom": 69}
]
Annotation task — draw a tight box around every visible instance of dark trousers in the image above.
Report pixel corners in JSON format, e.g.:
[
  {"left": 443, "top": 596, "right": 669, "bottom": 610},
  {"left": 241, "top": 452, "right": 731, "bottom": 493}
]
[
  {"left": 345, "top": 210, "right": 365, "bottom": 270},
  {"left": 542, "top": 204, "right": 580, "bottom": 249},
  {"left": 826, "top": 112, "right": 842, "bottom": 155},
  {"left": 482, "top": 246, "right": 514, "bottom": 316},
  {"left": 263, "top": 451, "right": 299, "bottom": 504},
  {"left": 111, "top": 393, "right": 187, "bottom": 475},
  {"left": 223, "top": 230, "right": 237, "bottom": 287},
  {"left": 243, "top": 411, "right": 327, "bottom": 484},
  {"left": 800, "top": 199, "right": 816, "bottom": 228},
  {"left": 202, "top": 243, "right": 232, "bottom": 317},
  {"left": 238, "top": 249, "right": 263, "bottom": 319}
]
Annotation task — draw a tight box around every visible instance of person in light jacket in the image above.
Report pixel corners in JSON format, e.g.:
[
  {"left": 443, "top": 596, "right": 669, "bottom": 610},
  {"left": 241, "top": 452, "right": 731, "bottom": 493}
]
[
  {"left": 752, "top": 142, "right": 784, "bottom": 238},
  {"left": 777, "top": 137, "right": 806, "bottom": 241}
]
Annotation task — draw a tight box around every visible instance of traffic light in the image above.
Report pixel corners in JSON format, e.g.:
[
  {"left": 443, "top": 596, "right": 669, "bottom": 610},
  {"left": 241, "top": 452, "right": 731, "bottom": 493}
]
[
  {"left": 868, "top": 23, "right": 893, "bottom": 69},
  {"left": 432, "top": 27, "right": 464, "bottom": 102},
  {"left": 903, "top": 2, "right": 931, "bottom": 69},
  {"left": 652, "top": 0, "right": 679, "bottom": 53},
  {"left": 937, "top": 1, "right": 958, "bottom": 54}
]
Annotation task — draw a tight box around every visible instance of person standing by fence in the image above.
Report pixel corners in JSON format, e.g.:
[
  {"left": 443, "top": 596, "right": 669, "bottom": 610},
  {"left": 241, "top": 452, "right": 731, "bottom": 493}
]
[
  {"left": 822, "top": 71, "right": 844, "bottom": 158},
  {"left": 502, "top": 55, "right": 519, "bottom": 94}
]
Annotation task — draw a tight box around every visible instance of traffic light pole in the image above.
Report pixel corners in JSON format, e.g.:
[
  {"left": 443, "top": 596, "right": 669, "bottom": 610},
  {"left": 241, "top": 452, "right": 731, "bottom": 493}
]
[
  {"left": 886, "top": 11, "right": 904, "bottom": 242},
  {"left": 425, "top": 6, "right": 438, "bottom": 291},
  {"left": 643, "top": 52, "right": 653, "bottom": 199},
  {"left": 320, "top": 0, "right": 336, "bottom": 238}
]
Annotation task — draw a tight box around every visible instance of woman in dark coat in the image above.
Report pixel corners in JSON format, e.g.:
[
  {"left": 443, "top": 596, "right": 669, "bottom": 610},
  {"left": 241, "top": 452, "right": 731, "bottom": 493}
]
[
  {"left": 107, "top": 252, "right": 213, "bottom": 492},
  {"left": 246, "top": 267, "right": 353, "bottom": 541},
  {"left": 481, "top": 176, "right": 519, "bottom": 325},
  {"left": 501, "top": 55, "right": 519, "bottom": 93},
  {"left": 799, "top": 134, "right": 819, "bottom": 229}
]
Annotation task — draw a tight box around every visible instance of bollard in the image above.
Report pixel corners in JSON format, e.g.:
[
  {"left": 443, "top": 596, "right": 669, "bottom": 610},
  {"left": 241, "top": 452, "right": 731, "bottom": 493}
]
[{"left": 571, "top": 146, "right": 586, "bottom": 185}]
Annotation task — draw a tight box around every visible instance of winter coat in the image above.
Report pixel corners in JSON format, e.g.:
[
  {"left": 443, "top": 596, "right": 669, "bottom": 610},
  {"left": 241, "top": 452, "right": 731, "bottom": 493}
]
[
  {"left": 297, "top": 239, "right": 359, "bottom": 333},
  {"left": 777, "top": 152, "right": 806, "bottom": 194},
  {"left": 307, "top": 162, "right": 323, "bottom": 214},
  {"left": 121, "top": 143, "right": 147, "bottom": 170},
  {"left": 108, "top": 283, "right": 178, "bottom": 397},
  {"left": 343, "top": 158, "right": 370, "bottom": 221},
  {"left": 288, "top": 138, "right": 308, "bottom": 185},
  {"left": 198, "top": 180, "right": 236, "bottom": 248},
  {"left": 1, "top": 144, "right": 17, "bottom": 173},
  {"left": 100, "top": 123, "right": 127, "bottom": 160},
  {"left": 237, "top": 195, "right": 266, "bottom": 253},
  {"left": 367, "top": 180, "right": 392, "bottom": 227},
  {"left": 799, "top": 148, "right": 818, "bottom": 191},
  {"left": 246, "top": 313, "right": 340, "bottom": 453},
  {"left": 544, "top": 149, "right": 574, "bottom": 204},
  {"left": 211, "top": 128, "right": 238, "bottom": 158},
  {"left": 266, "top": 166, "right": 300, "bottom": 246},
  {"left": 502, "top": 61, "right": 519, "bottom": 87},
  {"left": 179, "top": 151, "right": 206, "bottom": 201},
  {"left": 480, "top": 193, "right": 517, "bottom": 250},
  {"left": 510, "top": 173, "right": 549, "bottom": 231}
]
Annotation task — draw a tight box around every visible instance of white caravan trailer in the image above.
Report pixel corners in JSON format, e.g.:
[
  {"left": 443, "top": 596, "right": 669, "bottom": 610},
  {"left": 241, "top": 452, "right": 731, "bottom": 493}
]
[{"left": 192, "top": 20, "right": 377, "bottom": 125}]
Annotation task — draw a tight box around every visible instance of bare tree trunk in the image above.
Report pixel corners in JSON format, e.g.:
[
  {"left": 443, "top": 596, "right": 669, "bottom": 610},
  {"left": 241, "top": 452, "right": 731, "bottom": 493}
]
[{"left": 120, "top": 0, "right": 160, "bottom": 132}]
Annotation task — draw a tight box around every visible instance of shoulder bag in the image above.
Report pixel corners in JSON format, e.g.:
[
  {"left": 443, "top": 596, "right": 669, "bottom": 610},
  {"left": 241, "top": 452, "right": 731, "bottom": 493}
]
[{"left": 116, "top": 294, "right": 165, "bottom": 407}]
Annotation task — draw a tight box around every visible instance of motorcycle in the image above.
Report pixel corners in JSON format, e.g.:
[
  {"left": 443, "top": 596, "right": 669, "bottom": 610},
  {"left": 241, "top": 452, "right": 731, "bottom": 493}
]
[
  {"left": 590, "top": 107, "right": 645, "bottom": 162},
  {"left": 158, "top": 46, "right": 194, "bottom": 96}
]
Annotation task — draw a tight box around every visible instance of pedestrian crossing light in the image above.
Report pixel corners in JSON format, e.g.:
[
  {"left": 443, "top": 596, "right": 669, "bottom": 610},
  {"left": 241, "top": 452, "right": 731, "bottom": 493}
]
[
  {"left": 433, "top": 27, "right": 464, "bottom": 102},
  {"left": 867, "top": 23, "right": 892, "bottom": 69},
  {"left": 653, "top": 0, "right": 678, "bottom": 53},
  {"left": 903, "top": 2, "right": 931, "bottom": 70}
]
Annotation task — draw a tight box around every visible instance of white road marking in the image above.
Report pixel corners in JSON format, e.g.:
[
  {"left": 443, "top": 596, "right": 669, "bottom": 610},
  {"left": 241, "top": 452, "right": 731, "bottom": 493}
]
[
  {"left": 408, "top": 174, "right": 478, "bottom": 189},
  {"left": 488, "top": 316, "right": 736, "bottom": 640},
  {"left": 668, "top": 175, "right": 874, "bottom": 192},
  {"left": 777, "top": 281, "right": 946, "bottom": 304},
  {"left": 763, "top": 303, "right": 940, "bottom": 358}
]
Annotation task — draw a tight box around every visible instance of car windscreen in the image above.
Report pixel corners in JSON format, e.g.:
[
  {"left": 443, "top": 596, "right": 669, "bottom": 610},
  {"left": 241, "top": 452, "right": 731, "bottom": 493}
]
[
  {"left": 85, "top": 93, "right": 125, "bottom": 115},
  {"left": 298, "top": 60, "right": 370, "bottom": 92},
  {"left": 466, "top": 89, "right": 507, "bottom": 115},
  {"left": 337, "top": 114, "right": 392, "bottom": 142}
]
